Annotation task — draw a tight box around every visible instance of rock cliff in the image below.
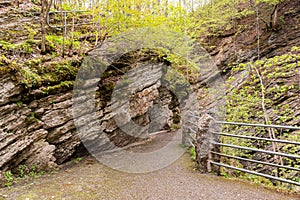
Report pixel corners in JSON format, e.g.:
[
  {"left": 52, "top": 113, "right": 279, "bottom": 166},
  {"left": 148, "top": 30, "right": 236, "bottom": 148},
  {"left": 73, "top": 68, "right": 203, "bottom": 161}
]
[{"left": 0, "top": 51, "right": 183, "bottom": 175}]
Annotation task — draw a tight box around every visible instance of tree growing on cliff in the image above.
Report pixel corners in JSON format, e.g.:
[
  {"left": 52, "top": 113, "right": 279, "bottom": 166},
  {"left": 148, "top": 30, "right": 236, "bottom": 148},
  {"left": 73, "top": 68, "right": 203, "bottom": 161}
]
[
  {"left": 40, "top": 0, "right": 52, "bottom": 54},
  {"left": 255, "top": 0, "right": 282, "bottom": 30}
]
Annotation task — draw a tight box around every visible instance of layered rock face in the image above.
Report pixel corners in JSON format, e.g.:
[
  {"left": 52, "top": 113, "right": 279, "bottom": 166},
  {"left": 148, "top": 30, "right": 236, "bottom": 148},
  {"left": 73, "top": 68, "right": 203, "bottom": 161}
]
[
  {"left": 74, "top": 61, "right": 182, "bottom": 156},
  {"left": 192, "top": 0, "right": 300, "bottom": 117},
  {"left": 0, "top": 59, "right": 181, "bottom": 173},
  {"left": 0, "top": 75, "right": 77, "bottom": 171},
  {"left": 206, "top": 0, "right": 300, "bottom": 72}
]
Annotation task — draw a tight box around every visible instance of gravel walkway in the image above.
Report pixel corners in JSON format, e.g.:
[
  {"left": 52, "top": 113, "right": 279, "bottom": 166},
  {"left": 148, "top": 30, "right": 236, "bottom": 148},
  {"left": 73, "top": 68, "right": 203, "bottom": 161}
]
[{"left": 0, "top": 133, "right": 299, "bottom": 200}]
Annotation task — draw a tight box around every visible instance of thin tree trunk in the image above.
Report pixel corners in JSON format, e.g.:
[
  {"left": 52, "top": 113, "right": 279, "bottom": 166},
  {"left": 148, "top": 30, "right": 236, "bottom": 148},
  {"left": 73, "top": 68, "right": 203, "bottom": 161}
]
[
  {"left": 62, "top": 11, "right": 66, "bottom": 57},
  {"left": 270, "top": 4, "right": 279, "bottom": 29},
  {"left": 252, "top": 65, "right": 284, "bottom": 179},
  {"left": 41, "top": 0, "right": 46, "bottom": 54},
  {"left": 40, "top": 0, "right": 52, "bottom": 54}
]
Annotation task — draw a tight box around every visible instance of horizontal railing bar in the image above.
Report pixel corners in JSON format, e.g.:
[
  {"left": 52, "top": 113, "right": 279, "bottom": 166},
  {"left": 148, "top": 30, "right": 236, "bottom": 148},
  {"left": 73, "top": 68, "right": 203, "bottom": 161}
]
[
  {"left": 209, "top": 161, "right": 300, "bottom": 186},
  {"left": 188, "top": 128, "right": 197, "bottom": 133},
  {"left": 49, "top": 10, "right": 87, "bottom": 14},
  {"left": 210, "top": 151, "right": 300, "bottom": 172},
  {"left": 15, "top": 10, "right": 88, "bottom": 14},
  {"left": 47, "top": 22, "right": 94, "bottom": 28},
  {"left": 182, "top": 125, "right": 197, "bottom": 133},
  {"left": 212, "top": 142, "right": 300, "bottom": 159},
  {"left": 215, "top": 121, "right": 300, "bottom": 130},
  {"left": 187, "top": 113, "right": 300, "bottom": 130},
  {"left": 187, "top": 121, "right": 198, "bottom": 127},
  {"left": 212, "top": 132, "right": 300, "bottom": 145},
  {"left": 187, "top": 110, "right": 200, "bottom": 114},
  {"left": 189, "top": 141, "right": 195, "bottom": 148},
  {"left": 188, "top": 114, "right": 201, "bottom": 119}
]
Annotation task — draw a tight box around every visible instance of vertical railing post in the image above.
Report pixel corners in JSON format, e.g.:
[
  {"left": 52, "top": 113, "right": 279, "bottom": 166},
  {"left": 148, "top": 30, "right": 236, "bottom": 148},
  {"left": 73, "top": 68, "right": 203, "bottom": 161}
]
[
  {"left": 194, "top": 114, "right": 214, "bottom": 173},
  {"left": 209, "top": 120, "right": 220, "bottom": 174},
  {"left": 62, "top": 11, "right": 67, "bottom": 58},
  {"left": 181, "top": 112, "right": 191, "bottom": 146}
]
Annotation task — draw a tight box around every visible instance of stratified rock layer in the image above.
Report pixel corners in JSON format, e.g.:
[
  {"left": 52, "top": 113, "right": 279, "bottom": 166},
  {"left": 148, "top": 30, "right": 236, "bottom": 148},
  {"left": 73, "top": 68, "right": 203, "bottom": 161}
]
[{"left": 0, "top": 58, "right": 182, "bottom": 174}]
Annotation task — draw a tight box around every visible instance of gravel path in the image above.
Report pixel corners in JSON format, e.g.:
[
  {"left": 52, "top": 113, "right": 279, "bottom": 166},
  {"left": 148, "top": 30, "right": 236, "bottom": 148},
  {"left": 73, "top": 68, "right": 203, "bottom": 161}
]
[{"left": 0, "top": 133, "right": 299, "bottom": 200}]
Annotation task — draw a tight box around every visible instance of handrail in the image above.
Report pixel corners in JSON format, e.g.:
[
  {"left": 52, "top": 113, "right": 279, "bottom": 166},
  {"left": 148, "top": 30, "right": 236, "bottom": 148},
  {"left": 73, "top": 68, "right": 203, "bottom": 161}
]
[
  {"left": 187, "top": 113, "right": 300, "bottom": 130},
  {"left": 46, "top": 10, "right": 91, "bottom": 29},
  {"left": 48, "top": 10, "right": 87, "bottom": 14},
  {"left": 212, "top": 142, "right": 300, "bottom": 159},
  {"left": 209, "top": 161, "right": 300, "bottom": 186},
  {"left": 212, "top": 131, "right": 300, "bottom": 145},
  {"left": 210, "top": 151, "right": 300, "bottom": 172},
  {"left": 215, "top": 121, "right": 300, "bottom": 130},
  {"left": 184, "top": 116, "right": 300, "bottom": 187}
]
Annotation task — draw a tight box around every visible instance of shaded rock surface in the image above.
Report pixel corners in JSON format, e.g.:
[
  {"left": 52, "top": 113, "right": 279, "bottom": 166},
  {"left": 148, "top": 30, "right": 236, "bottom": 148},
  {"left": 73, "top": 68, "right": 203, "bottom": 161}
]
[{"left": 0, "top": 55, "right": 182, "bottom": 178}]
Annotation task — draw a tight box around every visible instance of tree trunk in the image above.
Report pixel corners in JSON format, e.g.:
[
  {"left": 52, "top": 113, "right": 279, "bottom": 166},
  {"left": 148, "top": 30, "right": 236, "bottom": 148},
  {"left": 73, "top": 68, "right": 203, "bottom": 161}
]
[
  {"left": 271, "top": 4, "right": 279, "bottom": 29},
  {"left": 41, "top": 0, "right": 46, "bottom": 54},
  {"left": 40, "top": 0, "right": 53, "bottom": 55}
]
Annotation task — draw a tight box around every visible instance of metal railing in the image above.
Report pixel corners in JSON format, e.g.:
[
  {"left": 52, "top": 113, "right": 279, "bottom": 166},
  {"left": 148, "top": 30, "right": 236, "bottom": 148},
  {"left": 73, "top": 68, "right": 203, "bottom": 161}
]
[
  {"left": 47, "top": 10, "right": 92, "bottom": 29},
  {"left": 186, "top": 115, "right": 300, "bottom": 187}
]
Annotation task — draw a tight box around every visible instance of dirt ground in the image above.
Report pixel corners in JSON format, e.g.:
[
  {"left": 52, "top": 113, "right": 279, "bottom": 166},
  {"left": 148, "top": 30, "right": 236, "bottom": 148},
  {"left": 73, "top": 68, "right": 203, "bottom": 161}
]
[{"left": 0, "top": 132, "right": 299, "bottom": 200}]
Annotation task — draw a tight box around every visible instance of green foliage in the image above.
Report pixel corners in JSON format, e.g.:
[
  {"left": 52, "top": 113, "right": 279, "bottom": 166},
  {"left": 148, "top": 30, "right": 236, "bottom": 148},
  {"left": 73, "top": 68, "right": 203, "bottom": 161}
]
[
  {"left": 242, "top": 174, "right": 273, "bottom": 185},
  {"left": 20, "top": 67, "right": 42, "bottom": 88},
  {"left": 16, "top": 101, "right": 23, "bottom": 106},
  {"left": 28, "top": 165, "right": 45, "bottom": 178},
  {"left": 25, "top": 112, "right": 38, "bottom": 125},
  {"left": 164, "top": 67, "right": 191, "bottom": 99},
  {"left": 61, "top": 3, "right": 73, "bottom": 11},
  {"left": 3, "top": 165, "right": 46, "bottom": 187},
  {"left": 46, "top": 35, "right": 81, "bottom": 53},
  {"left": 170, "top": 123, "right": 181, "bottom": 131},
  {"left": 42, "top": 80, "right": 74, "bottom": 94},
  {"left": 15, "top": 57, "right": 79, "bottom": 89},
  {"left": 17, "top": 165, "right": 27, "bottom": 178},
  {"left": 189, "top": 0, "right": 252, "bottom": 38},
  {"left": 4, "top": 171, "right": 14, "bottom": 187},
  {"left": 255, "top": 0, "right": 281, "bottom": 5},
  {"left": 88, "top": 0, "right": 189, "bottom": 37},
  {"left": 221, "top": 46, "right": 300, "bottom": 190},
  {"left": 0, "top": 54, "right": 10, "bottom": 66},
  {"left": 226, "top": 47, "right": 300, "bottom": 124},
  {"left": 74, "top": 157, "right": 83, "bottom": 164},
  {"left": 26, "top": 26, "right": 38, "bottom": 40},
  {"left": 2, "top": 0, "right": 260, "bottom": 93},
  {"left": 189, "top": 147, "right": 196, "bottom": 161},
  {"left": 0, "top": 40, "right": 36, "bottom": 54},
  {"left": 31, "top": 0, "right": 39, "bottom": 5}
]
